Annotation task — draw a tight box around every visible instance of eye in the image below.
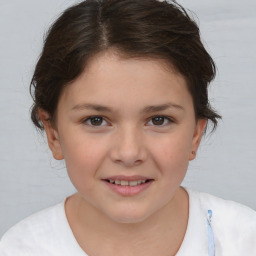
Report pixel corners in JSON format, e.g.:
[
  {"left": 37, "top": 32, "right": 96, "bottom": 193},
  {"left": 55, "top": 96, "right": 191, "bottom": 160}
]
[
  {"left": 147, "top": 116, "right": 173, "bottom": 126},
  {"left": 82, "top": 116, "right": 108, "bottom": 127}
]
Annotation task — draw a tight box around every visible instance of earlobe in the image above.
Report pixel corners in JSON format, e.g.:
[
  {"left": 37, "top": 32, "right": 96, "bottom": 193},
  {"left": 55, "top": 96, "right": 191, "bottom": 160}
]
[
  {"left": 189, "top": 119, "right": 207, "bottom": 160},
  {"left": 38, "top": 109, "right": 64, "bottom": 160}
]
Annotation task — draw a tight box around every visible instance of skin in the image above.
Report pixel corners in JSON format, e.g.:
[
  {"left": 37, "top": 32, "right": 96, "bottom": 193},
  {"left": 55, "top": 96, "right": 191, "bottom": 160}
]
[{"left": 39, "top": 49, "right": 206, "bottom": 256}]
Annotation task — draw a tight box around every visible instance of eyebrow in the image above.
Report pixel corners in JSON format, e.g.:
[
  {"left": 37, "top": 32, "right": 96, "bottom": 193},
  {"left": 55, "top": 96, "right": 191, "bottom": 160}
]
[{"left": 71, "top": 103, "right": 184, "bottom": 113}]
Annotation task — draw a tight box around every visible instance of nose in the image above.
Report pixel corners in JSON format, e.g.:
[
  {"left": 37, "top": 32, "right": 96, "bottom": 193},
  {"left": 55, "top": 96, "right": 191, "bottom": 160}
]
[{"left": 109, "top": 126, "right": 148, "bottom": 167}]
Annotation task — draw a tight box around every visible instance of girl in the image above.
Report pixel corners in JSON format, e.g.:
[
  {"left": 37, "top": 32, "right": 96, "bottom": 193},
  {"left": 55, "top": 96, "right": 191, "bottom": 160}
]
[{"left": 1, "top": 0, "right": 255, "bottom": 255}]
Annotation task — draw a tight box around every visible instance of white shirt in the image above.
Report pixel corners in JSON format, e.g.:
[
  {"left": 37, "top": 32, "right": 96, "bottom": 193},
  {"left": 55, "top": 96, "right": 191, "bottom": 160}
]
[{"left": 1, "top": 188, "right": 256, "bottom": 256}]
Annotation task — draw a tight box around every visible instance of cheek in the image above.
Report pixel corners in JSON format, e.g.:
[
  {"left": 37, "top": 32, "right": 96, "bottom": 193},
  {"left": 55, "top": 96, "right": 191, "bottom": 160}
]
[
  {"left": 60, "top": 135, "right": 108, "bottom": 183},
  {"left": 148, "top": 132, "right": 192, "bottom": 177},
  {"left": 151, "top": 131, "right": 193, "bottom": 161}
]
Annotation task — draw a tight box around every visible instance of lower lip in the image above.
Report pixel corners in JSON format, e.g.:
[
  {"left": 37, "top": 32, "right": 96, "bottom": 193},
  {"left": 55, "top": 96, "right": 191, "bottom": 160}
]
[{"left": 103, "top": 180, "right": 154, "bottom": 196}]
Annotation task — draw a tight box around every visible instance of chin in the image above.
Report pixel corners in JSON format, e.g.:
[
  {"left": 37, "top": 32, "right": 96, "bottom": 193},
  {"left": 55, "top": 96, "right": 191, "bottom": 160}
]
[{"left": 106, "top": 206, "right": 153, "bottom": 224}]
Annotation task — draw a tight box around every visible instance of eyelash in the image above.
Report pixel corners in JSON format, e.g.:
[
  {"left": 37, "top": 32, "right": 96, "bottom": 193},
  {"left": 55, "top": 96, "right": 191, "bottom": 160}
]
[{"left": 81, "top": 115, "right": 174, "bottom": 127}]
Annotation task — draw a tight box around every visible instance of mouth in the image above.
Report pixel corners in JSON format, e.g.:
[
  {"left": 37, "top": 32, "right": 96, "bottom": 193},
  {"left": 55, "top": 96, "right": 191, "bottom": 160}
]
[
  {"left": 102, "top": 176, "right": 154, "bottom": 196},
  {"left": 102, "top": 175, "right": 154, "bottom": 186},
  {"left": 104, "top": 179, "right": 153, "bottom": 186}
]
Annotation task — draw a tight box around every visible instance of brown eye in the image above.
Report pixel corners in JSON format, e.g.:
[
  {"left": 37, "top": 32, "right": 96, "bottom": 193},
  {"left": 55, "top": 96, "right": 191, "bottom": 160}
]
[
  {"left": 90, "top": 117, "right": 103, "bottom": 126},
  {"left": 152, "top": 116, "right": 165, "bottom": 125},
  {"left": 84, "top": 116, "right": 107, "bottom": 126},
  {"left": 148, "top": 116, "right": 172, "bottom": 126}
]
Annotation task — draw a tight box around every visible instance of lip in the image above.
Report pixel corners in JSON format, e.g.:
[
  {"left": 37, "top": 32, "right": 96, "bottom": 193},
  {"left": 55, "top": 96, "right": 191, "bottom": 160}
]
[
  {"left": 102, "top": 176, "right": 154, "bottom": 196},
  {"left": 102, "top": 175, "right": 152, "bottom": 182}
]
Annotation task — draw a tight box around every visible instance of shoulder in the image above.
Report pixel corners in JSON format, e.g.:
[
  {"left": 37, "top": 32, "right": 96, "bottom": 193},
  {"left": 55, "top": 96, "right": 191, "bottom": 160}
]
[
  {"left": 0, "top": 200, "right": 66, "bottom": 255},
  {"left": 194, "top": 189, "right": 256, "bottom": 226},
  {"left": 187, "top": 188, "right": 256, "bottom": 254}
]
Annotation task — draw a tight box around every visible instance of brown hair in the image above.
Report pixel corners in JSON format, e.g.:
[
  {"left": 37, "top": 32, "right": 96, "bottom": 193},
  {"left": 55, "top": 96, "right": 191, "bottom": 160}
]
[{"left": 30, "top": 0, "right": 221, "bottom": 131}]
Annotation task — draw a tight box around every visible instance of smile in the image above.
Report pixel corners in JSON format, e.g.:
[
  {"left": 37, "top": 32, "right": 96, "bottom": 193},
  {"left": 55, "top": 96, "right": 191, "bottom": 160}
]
[
  {"left": 102, "top": 176, "right": 154, "bottom": 196},
  {"left": 106, "top": 179, "right": 149, "bottom": 186}
]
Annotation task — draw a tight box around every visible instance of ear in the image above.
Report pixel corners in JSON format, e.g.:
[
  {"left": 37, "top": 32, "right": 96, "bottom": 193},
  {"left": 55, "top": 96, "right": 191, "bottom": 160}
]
[
  {"left": 38, "top": 109, "right": 64, "bottom": 160},
  {"left": 189, "top": 119, "right": 207, "bottom": 161}
]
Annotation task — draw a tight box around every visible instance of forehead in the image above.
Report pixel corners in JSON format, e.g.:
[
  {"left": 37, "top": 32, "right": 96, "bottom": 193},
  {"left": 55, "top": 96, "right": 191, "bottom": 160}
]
[
  {"left": 83, "top": 50, "right": 182, "bottom": 84},
  {"left": 59, "top": 50, "right": 193, "bottom": 112}
]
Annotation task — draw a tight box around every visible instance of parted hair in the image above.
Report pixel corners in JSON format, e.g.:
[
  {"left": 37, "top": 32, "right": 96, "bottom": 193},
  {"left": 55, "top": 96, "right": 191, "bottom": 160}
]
[{"left": 30, "top": 0, "right": 221, "bottom": 131}]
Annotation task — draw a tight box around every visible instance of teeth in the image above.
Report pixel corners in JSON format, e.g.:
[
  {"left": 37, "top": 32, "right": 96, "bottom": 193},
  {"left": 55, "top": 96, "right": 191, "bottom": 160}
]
[
  {"left": 129, "top": 181, "right": 138, "bottom": 186},
  {"left": 121, "top": 180, "right": 129, "bottom": 186},
  {"left": 108, "top": 180, "right": 148, "bottom": 186},
  {"left": 115, "top": 180, "right": 121, "bottom": 185}
]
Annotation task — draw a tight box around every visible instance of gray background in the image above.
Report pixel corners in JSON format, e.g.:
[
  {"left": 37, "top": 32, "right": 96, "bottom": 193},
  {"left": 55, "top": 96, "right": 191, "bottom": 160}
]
[{"left": 0, "top": 0, "right": 255, "bottom": 237}]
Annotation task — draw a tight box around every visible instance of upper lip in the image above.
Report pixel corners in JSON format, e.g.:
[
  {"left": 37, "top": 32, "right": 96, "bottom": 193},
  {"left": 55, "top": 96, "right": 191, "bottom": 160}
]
[{"left": 102, "top": 175, "right": 153, "bottom": 181}]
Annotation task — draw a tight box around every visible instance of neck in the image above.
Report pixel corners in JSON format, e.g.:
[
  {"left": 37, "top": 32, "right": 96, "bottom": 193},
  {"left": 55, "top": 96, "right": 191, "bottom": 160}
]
[{"left": 65, "top": 187, "right": 189, "bottom": 256}]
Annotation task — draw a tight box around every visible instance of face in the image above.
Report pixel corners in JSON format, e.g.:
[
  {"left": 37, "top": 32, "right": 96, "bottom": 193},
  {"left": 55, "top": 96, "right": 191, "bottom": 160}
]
[{"left": 40, "top": 50, "right": 206, "bottom": 224}]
